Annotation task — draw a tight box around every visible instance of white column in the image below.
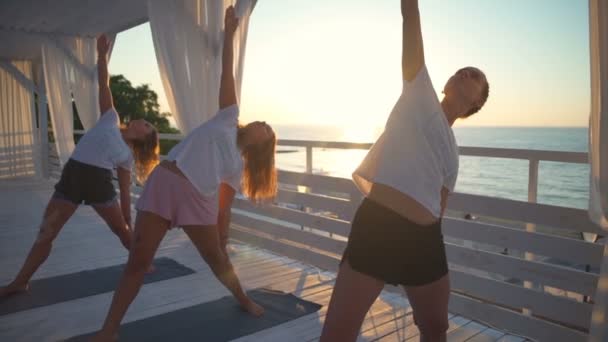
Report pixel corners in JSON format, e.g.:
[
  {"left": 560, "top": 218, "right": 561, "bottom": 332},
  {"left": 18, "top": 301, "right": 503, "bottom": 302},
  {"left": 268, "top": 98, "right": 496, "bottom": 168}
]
[
  {"left": 588, "top": 0, "right": 608, "bottom": 340},
  {"left": 35, "top": 63, "right": 49, "bottom": 178}
]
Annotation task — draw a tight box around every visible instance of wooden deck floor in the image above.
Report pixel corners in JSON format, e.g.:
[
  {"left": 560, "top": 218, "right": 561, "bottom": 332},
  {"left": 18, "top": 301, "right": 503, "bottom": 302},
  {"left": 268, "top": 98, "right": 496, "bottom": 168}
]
[{"left": 0, "top": 178, "right": 531, "bottom": 341}]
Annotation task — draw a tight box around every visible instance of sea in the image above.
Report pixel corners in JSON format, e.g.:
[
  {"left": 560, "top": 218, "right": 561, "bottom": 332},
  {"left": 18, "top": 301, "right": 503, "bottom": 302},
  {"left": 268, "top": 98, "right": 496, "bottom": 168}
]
[{"left": 272, "top": 125, "right": 589, "bottom": 210}]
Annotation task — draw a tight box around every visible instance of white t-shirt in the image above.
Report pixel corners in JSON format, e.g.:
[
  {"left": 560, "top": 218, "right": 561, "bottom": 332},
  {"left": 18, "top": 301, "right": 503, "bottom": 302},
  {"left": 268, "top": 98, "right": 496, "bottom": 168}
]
[
  {"left": 353, "top": 65, "right": 459, "bottom": 218},
  {"left": 167, "top": 105, "right": 243, "bottom": 196},
  {"left": 70, "top": 108, "right": 134, "bottom": 170}
]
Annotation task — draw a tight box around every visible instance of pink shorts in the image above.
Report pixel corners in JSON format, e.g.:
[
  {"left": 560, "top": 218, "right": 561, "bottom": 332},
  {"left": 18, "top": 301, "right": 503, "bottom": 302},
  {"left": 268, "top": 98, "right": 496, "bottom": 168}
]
[{"left": 136, "top": 165, "right": 218, "bottom": 227}]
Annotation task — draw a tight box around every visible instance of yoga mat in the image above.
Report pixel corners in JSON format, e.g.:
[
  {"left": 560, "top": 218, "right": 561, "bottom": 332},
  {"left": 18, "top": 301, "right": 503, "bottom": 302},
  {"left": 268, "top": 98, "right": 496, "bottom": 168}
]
[
  {"left": 69, "top": 288, "right": 322, "bottom": 341},
  {"left": 0, "top": 257, "right": 195, "bottom": 315}
]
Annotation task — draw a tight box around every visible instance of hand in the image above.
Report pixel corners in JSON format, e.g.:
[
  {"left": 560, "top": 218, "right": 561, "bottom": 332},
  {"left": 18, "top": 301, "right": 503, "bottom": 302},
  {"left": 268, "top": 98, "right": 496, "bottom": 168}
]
[
  {"left": 122, "top": 211, "right": 132, "bottom": 230},
  {"left": 224, "top": 6, "right": 239, "bottom": 36},
  {"left": 241, "top": 298, "right": 264, "bottom": 317},
  {"left": 97, "top": 34, "right": 111, "bottom": 56}
]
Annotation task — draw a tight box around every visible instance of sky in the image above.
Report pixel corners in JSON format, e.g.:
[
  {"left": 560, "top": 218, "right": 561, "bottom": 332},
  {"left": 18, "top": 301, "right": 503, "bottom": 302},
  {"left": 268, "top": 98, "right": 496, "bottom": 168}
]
[{"left": 109, "top": 0, "right": 591, "bottom": 133}]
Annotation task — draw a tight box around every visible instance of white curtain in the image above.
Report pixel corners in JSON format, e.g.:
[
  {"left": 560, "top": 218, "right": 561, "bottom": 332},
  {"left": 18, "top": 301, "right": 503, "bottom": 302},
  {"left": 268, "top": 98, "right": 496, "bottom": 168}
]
[
  {"left": 148, "top": 0, "right": 256, "bottom": 134},
  {"left": 41, "top": 37, "right": 105, "bottom": 165},
  {"left": 0, "top": 61, "right": 38, "bottom": 179},
  {"left": 589, "top": 0, "right": 608, "bottom": 230},
  {"left": 68, "top": 37, "right": 99, "bottom": 131},
  {"left": 42, "top": 42, "right": 76, "bottom": 166}
]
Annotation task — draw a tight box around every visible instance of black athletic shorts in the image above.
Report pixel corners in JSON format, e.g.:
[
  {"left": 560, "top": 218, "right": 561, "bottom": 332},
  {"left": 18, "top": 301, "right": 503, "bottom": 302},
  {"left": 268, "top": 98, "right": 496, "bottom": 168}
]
[
  {"left": 341, "top": 198, "right": 448, "bottom": 287},
  {"left": 53, "top": 159, "right": 117, "bottom": 206}
]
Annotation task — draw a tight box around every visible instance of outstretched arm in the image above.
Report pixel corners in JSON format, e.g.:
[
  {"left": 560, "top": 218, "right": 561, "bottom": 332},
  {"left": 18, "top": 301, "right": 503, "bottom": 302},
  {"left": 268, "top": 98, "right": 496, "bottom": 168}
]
[
  {"left": 219, "top": 6, "right": 239, "bottom": 110},
  {"left": 401, "top": 0, "right": 425, "bottom": 81},
  {"left": 97, "top": 35, "right": 114, "bottom": 115}
]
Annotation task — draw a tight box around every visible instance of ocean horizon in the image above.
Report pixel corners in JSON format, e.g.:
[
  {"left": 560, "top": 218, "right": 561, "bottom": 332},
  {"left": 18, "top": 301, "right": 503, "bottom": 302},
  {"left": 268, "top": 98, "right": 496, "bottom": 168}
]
[{"left": 271, "top": 125, "right": 589, "bottom": 209}]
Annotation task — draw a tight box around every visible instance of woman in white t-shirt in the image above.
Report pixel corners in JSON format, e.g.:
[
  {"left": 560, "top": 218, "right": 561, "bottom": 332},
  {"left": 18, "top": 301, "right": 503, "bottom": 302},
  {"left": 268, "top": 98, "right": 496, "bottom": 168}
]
[
  {"left": 94, "top": 7, "right": 277, "bottom": 340},
  {"left": 321, "top": 1, "right": 489, "bottom": 341},
  {"left": 0, "top": 35, "right": 160, "bottom": 299}
]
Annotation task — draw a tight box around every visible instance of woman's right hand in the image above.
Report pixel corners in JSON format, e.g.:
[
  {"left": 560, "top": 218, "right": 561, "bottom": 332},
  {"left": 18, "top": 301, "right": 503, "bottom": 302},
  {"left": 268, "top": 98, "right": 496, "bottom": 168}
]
[
  {"left": 224, "top": 6, "right": 239, "bottom": 36},
  {"left": 242, "top": 298, "right": 265, "bottom": 317},
  {"left": 97, "top": 34, "right": 110, "bottom": 56}
]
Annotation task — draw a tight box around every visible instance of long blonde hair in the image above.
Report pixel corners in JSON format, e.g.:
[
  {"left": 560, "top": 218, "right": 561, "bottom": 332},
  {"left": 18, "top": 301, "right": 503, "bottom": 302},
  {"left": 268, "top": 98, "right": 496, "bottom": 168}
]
[
  {"left": 239, "top": 126, "right": 277, "bottom": 202},
  {"left": 130, "top": 128, "right": 160, "bottom": 184}
]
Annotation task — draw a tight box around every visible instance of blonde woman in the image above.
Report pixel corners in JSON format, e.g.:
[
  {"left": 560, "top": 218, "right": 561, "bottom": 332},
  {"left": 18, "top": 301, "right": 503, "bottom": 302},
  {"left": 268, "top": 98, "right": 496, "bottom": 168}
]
[
  {"left": 0, "top": 34, "right": 160, "bottom": 298},
  {"left": 93, "top": 6, "right": 277, "bottom": 341}
]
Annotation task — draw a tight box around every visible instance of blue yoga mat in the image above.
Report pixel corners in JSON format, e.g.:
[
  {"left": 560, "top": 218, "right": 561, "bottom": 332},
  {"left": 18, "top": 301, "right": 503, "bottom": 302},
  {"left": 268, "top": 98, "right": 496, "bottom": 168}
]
[
  {"left": 69, "top": 288, "right": 322, "bottom": 341},
  {"left": 0, "top": 257, "right": 195, "bottom": 315}
]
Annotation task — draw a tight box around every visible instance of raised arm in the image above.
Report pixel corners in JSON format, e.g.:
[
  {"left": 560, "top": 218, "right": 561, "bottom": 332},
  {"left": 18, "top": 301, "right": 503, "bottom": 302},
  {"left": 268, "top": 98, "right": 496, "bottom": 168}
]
[
  {"left": 97, "top": 35, "right": 114, "bottom": 115},
  {"left": 401, "top": 0, "right": 425, "bottom": 81},
  {"left": 219, "top": 6, "right": 239, "bottom": 110}
]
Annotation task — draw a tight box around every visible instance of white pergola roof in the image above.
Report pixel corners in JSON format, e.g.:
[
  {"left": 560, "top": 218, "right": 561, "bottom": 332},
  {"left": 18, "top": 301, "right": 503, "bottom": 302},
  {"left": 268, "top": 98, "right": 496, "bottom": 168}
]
[{"left": 0, "top": 0, "right": 149, "bottom": 60}]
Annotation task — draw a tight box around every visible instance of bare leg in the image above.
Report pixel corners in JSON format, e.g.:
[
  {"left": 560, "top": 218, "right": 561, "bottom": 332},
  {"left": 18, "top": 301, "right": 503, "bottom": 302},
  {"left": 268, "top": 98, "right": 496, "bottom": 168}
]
[
  {"left": 404, "top": 274, "right": 450, "bottom": 342},
  {"left": 93, "top": 202, "right": 132, "bottom": 250},
  {"left": 320, "top": 261, "right": 384, "bottom": 342},
  {"left": 0, "top": 198, "right": 77, "bottom": 297},
  {"left": 183, "top": 225, "right": 264, "bottom": 317},
  {"left": 94, "top": 210, "right": 169, "bottom": 341},
  {"left": 93, "top": 203, "right": 155, "bottom": 273}
]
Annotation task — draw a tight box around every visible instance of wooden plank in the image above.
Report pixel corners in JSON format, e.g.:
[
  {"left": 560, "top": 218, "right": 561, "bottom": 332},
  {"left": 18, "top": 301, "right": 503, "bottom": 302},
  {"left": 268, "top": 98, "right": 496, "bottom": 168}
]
[
  {"left": 230, "top": 224, "right": 341, "bottom": 273},
  {"left": 449, "top": 293, "right": 587, "bottom": 342},
  {"left": 276, "top": 188, "right": 355, "bottom": 220},
  {"left": 466, "top": 328, "right": 506, "bottom": 342},
  {"left": 374, "top": 315, "right": 471, "bottom": 342},
  {"left": 232, "top": 198, "right": 351, "bottom": 237},
  {"left": 448, "top": 193, "right": 604, "bottom": 235},
  {"left": 231, "top": 213, "right": 346, "bottom": 256},
  {"left": 447, "top": 322, "right": 500, "bottom": 342},
  {"left": 450, "top": 270, "right": 592, "bottom": 329},
  {"left": 446, "top": 243, "right": 598, "bottom": 296},
  {"left": 278, "top": 170, "right": 357, "bottom": 195},
  {"left": 443, "top": 217, "right": 603, "bottom": 267}
]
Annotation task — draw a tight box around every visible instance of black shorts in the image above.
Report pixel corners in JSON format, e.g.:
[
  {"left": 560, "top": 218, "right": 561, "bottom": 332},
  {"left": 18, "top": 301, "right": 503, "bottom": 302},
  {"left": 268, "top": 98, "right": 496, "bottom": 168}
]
[
  {"left": 342, "top": 198, "right": 448, "bottom": 287},
  {"left": 53, "top": 159, "right": 117, "bottom": 206}
]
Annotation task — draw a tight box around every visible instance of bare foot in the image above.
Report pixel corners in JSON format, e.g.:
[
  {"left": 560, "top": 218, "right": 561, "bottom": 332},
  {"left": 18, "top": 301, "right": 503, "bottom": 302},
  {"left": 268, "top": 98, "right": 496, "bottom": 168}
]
[
  {"left": 242, "top": 299, "right": 264, "bottom": 317},
  {"left": 0, "top": 283, "right": 29, "bottom": 298}
]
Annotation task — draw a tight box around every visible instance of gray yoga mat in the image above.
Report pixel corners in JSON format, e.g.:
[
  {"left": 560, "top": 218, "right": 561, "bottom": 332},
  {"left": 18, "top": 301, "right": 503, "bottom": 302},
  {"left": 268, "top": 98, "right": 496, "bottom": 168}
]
[
  {"left": 0, "top": 257, "right": 195, "bottom": 315},
  {"left": 68, "top": 288, "right": 322, "bottom": 341}
]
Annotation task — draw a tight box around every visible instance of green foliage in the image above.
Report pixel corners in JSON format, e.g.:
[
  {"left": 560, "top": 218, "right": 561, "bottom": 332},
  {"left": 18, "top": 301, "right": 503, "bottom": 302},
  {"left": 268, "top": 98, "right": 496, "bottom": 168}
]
[{"left": 73, "top": 74, "right": 181, "bottom": 154}]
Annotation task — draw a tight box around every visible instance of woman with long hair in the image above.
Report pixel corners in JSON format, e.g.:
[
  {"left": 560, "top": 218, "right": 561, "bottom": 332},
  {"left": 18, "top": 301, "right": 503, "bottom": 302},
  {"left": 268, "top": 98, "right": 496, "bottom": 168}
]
[
  {"left": 93, "top": 6, "right": 277, "bottom": 340},
  {"left": 320, "top": 1, "right": 489, "bottom": 341},
  {"left": 0, "top": 35, "right": 160, "bottom": 298}
]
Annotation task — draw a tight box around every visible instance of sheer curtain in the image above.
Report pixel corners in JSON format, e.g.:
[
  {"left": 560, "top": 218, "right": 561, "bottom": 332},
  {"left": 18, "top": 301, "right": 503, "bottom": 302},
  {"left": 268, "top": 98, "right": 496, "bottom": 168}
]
[
  {"left": 42, "top": 37, "right": 105, "bottom": 165},
  {"left": 68, "top": 37, "right": 99, "bottom": 131},
  {"left": 0, "top": 61, "right": 37, "bottom": 178},
  {"left": 42, "top": 42, "right": 76, "bottom": 166},
  {"left": 148, "top": 0, "right": 256, "bottom": 134}
]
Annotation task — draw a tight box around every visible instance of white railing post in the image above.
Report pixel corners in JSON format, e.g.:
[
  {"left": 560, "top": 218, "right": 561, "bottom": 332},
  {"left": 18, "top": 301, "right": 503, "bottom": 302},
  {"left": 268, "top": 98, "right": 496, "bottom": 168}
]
[
  {"left": 35, "top": 64, "right": 49, "bottom": 179},
  {"left": 305, "top": 145, "right": 313, "bottom": 174},
  {"left": 523, "top": 158, "right": 539, "bottom": 316}
]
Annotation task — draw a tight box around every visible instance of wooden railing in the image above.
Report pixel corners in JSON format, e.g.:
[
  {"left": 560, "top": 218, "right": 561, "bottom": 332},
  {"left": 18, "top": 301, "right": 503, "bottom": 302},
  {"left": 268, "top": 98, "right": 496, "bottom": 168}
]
[{"left": 53, "top": 132, "right": 597, "bottom": 342}]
